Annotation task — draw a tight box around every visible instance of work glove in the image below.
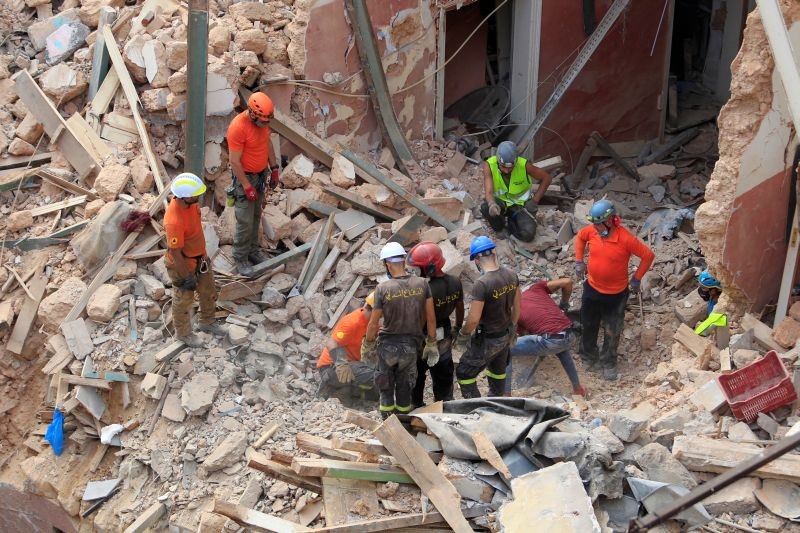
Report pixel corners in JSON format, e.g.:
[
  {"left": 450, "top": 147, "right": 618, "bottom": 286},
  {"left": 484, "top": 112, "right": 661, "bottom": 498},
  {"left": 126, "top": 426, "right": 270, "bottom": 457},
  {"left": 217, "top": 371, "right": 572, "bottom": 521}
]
[
  {"left": 524, "top": 199, "right": 538, "bottom": 215},
  {"left": 629, "top": 276, "right": 641, "bottom": 294},
  {"left": 244, "top": 185, "right": 258, "bottom": 202},
  {"left": 423, "top": 337, "right": 440, "bottom": 368},
  {"left": 269, "top": 168, "right": 280, "bottom": 189},
  {"left": 488, "top": 203, "right": 502, "bottom": 217},
  {"left": 177, "top": 275, "right": 197, "bottom": 291},
  {"left": 509, "top": 329, "right": 518, "bottom": 347},
  {"left": 559, "top": 301, "right": 570, "bottom": 313},
  {"left": 335, "top": 362, "right": 354, "bottom": 384},
  {"left": 575, "top": 260, "right": 586, "bottom": 278},
  {"left": 453, "top": 329, "right": 471, "bottom": 353},
  {"left": 360, "top": 338, "right": 377, "bottom": 365}
]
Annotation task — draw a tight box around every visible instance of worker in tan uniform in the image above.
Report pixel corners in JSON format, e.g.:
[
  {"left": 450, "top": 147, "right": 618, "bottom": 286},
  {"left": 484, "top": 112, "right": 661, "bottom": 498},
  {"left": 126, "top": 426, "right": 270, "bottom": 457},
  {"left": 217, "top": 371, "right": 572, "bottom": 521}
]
[
  {"left": 454, "top": 236, "right": 520, "bottom": 398},
  {"left": 163, "top": 173, "right": 225, "bottom": 347},
  {"left": 361, "top": 242, "right": 438, "bottom": 418}
]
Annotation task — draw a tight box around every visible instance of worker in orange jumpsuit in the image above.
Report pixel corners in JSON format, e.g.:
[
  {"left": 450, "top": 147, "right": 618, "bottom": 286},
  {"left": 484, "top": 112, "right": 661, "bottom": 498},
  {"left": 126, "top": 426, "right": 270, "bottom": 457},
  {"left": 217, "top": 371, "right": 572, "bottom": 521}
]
[
  {"left": 316, "top": 293, "right": 378, "bottom": 401},
  {"left": 574, "top": 200, "right": 654, "bottom": 380},
  {"left": 163, "top": 173, "right": 225, "bottom": 347},
  {"left": 226, "top": 92, "right": 280, "bottom": 277}
]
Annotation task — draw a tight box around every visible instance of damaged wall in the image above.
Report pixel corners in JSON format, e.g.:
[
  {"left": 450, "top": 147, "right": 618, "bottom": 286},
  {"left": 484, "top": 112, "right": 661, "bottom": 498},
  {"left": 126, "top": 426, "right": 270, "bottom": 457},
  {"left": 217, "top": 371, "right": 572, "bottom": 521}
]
[
  {"left": 696, "top": 2, "right": 800, "bottom": 313},
  {"left": 290, "top": 0, "right": 437, "bottom": 152},
  {"left": 532, "top": 1, "right": 672, "bottom": 162}
]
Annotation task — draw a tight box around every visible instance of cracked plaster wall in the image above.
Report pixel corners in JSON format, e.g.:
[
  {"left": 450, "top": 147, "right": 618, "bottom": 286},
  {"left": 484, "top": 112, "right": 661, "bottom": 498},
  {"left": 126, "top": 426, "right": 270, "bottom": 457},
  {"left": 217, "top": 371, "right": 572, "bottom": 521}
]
[{"left": 696, "top": 1, "right": 800, "bottom": 314}]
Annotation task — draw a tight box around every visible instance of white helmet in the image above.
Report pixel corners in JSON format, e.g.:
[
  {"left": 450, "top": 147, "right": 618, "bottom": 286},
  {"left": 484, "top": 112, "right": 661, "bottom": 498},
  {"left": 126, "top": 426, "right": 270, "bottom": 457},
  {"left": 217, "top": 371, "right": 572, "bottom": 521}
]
[
  {"left": 379, "top": 241, "right": 406, "bottom": 262},
  {"left": 170, "top": 172, "right": 207, "bottom": 198}
]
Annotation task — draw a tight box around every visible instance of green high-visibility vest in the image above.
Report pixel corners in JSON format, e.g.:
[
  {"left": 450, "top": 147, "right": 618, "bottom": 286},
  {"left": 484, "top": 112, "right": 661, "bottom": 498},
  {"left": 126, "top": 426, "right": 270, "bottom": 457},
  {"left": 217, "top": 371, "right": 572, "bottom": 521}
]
[
  {"left": 695, "top": 312, "right": 727, "bottom": 336},
  {"left": 488, "top": 155, "right": 531, "bottom": 207}
]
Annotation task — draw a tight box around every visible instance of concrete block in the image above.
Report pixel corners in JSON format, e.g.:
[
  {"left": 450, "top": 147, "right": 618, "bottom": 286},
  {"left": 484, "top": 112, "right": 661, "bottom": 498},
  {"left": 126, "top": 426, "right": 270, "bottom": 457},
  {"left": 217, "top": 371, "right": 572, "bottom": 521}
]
[
  {"left": 330, "top": 153, "right": 356, "bottom": 189},
  {"left": 674, "top": 290, "right": 708, "bottom": 326},
  {"left": 420, "top": 226, "right": 448, "bottom": 243},
  {"left": 701, "top": 477, "right": 760, "bottom": 515},
  {"left": 94, "top": 164, "right": 131, "bottom": 202},
  {"left": 608, "top": 402, "right": 656, "bottom": 443},
  {"left": 689, "top": 379, "right": 727, "bottom": 413},
  {"left": 181, "top": 372, "right": 219, "bottom": 416},
  {"left": 772, "top": 316, "right": 800, "bottom": 349},
  {"left": 203, "top": 431, "right": 248, "bottom": 472},
  {"left": 140, "top": 372, "right": 166, "bottom": 400},
  {"left": 440, "top": 239, "right": 465, "bottom": 278},
  {"left": 161, "top": 393, "right": 185, "bottom": 422},
  {"left": 634, "top": 443, "right": 697, "bottom": 488},
  {"left": 590, "top": 425, "right": 624, "bottom": 454},
  {"left": 228, "top": 324, "right": 249, "bottom": 345},
  {"left": 140, "top": 274, "right": 165, "bottom": 300},
  {"left": 650, "top": 408, "right": 692, "bottom": 433},
  {"left": 282, "top": 154, "right": 314, "bottom": 189},
  {"left": 86, "top": 283, "right": 122, "bottom": 322}
]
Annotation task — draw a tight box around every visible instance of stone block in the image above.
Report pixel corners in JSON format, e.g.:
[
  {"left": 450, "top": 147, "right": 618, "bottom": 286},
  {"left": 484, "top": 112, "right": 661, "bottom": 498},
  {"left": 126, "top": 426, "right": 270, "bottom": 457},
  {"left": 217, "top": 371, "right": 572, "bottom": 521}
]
[
  {"left": 634, "top": 443, "right": 697, "bottom": 488},
  {"left": 608, "top": 402, "right": 656, "bottom": 443},
  {"left": 732, "top": 349, "right": 760, "bottom": 368},
  {"left": 86, "top": 283, "right": 122, "bottom": 322},
  {"left": 203, "top": 431, "right": 248, "bottom": 472},
  {"left": 165, "top": 41, "right": 187, "bottom": 71},
  {"left": 8, "top": 138, "right": 35, "bottom": 156},
  {"left": 590, "top": 425, "right": 624, "bottom": 454},
  {"left": 167, "top": 92, "right": 187, "bottom": 121},
  {"left": 122, "top": 34, "right": 149, "bottom": 83},
  {"left": 15, "top": 113, "right": 44, "bottom": 144},
  {"left": 263, "top": 32, "right": 290, "bottom": 65},
  {"left": 674, "top": 290, "right": 708, "bottom": 326},
  {"left": 160, "top": 393, "right": 185, "bottom": 422},
  {"left": 772, "top": 316, "right": 800, "bottom": 349},
  {"left": 234, "top": 28, "right": 267, "bottom": 54},
  {"left": 84, "top": 199, "right": 105, "bottom": 218},
  {"left": 38, "top": 277, "right": 87, "bottom": 328},
  {"left": 94, "top": 164, "right": 131, "bottom": 201},
  {"left": 440, "top": 239, "right": 465, "bottom": 278},
  {"left": 420, "top": 226, "right": 448, "bottom": 243},
  {"left": 282, "top": 154, "right": 314, "bottom": 189},
  {"left": 650, "top": 408, "right": 691, "bottom": 433},
  {"left": 45, "top": 21, "right": 90, "bottom": 65},
  {"left": 689, "top": 378, "right": 727, "bottom": 413},
  {"left": 330, "top": 153, "right": 356, "bottom": 189},
  {"left": 141, "top": 372, "right": 167, "bottom": 400},
  {"left": 234, "top": 50, "right": 260, "bottom": 68},
  {"left": 130, "top": 155, "right": 154, "bottom": 194},
  {"left": 208, "top": 25, "right": 230, "bottom": 56},
  {"left": 7, "top": 210, "right": 33, "bottom": 232},
  {"left": 789, "top": 301, "right": 800, "bottom": 322},
  {"left": 701, "top": 477, "right": 760, "bottom": 515},
  {"left": 140, "top": 274, "right": 166, "bottom": 300},
  {"left": 728, "top": 421, "right": 759, "bottom": 443},
  {"left": 262, "top": 207, "right": 292, "bottom": 241},
  {"left": 28, "top": 8, "right": 81, "bottom": 50},
  {"left": 437, "top": 456, "right": 494, "bottom": 503},
  {"left": 181, "top": 372, "right": 219, "bottom": 416},
  {"left": 228, "top": 324, "right": 249, "bottom": 345},
  {"left": 168, "top": 68, "right": 186, "bottom": 94}
]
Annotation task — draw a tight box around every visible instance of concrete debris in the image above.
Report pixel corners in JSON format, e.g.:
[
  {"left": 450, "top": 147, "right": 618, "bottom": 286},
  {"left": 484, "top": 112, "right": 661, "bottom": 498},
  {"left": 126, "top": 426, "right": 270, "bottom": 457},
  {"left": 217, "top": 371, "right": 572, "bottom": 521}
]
[
  {"left": 608, "top": 402, "right": 656, "bottom": 443},
  {"left": 140, "top": 372, "right": 167, "bottom": 400},
  {"left": 39, "top": 63, "right": 87, "bottom": 102},
  {"left": 282, "top": 154, "right": 315, "bottom": 189},
  {"left": 181, "top": 372, "right": 219, "bottom": 416},
  {"left": 202, "top": 431, "right": 248, "bottom": 472},
  {"left": 634, "top": 443, "right": 697, "bottom": 488},
  {"left": 86, "top": 283, "right": 122, "bottom": 322},
  {"left": 94, "top": 164, "right": 132, "bottom": 202},
  {"left": 39, "top": 277, "right": 87, "bottom": 328},
  {"left": 45, "top": 21, "right": 89, "bottom": 65}
]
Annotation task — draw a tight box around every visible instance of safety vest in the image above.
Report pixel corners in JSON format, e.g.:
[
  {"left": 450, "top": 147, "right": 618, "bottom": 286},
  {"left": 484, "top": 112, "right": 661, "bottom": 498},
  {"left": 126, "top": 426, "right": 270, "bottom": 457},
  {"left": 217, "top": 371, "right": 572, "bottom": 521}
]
[
  {"left": 695, "top": 312, "right": 727, "bottom": 337},
  {"left": 488, "top": 156, "right": 531, "bottom": 207}
]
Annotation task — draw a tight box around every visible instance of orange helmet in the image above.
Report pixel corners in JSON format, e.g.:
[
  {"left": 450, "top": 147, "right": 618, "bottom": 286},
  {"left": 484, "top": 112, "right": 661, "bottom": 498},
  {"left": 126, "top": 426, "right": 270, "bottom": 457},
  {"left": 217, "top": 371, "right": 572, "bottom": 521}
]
[
  {"left": 406, "top": 241, "right": 445, "bottom": 277},
  {"left": 248, "top": 92, "right": 274, "bottom": 120}
]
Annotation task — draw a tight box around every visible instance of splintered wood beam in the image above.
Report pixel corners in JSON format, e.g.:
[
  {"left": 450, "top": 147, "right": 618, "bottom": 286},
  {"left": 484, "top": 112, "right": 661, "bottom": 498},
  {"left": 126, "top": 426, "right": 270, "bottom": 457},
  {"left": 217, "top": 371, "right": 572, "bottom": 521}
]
[
  {"left": 213, "top": 500, "right": 310, "bottom": 533},
  {"left": 291, "top": 458, "right": 414, "bottom": 484},
  {"left": 5, "top": 270, "right": 46, "bottom": 355},
  {"left": 323, "top": 185, "right": 403, "bottom": 222},
  {"left": 248, "top": 452, "right": 323, "bottom": 493}
]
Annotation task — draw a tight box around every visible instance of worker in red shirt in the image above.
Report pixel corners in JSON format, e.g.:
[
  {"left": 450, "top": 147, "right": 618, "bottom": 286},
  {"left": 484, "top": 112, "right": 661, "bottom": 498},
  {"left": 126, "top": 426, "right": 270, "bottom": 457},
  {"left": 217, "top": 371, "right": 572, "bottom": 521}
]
[
  {"left": 226, "top": 92, "right": 280, "bottom": 277},
  {"left": 163, "top": 173, "right": 224, "bottom": 347},
  {"left": 575, "top": 200, "right": 654, "bottom": 380},
  {"left": 317, "top": 292, "right": 377, "bottom": 401},
  {"left": 505, "top": 278, "right": 586, "bottom": 396}
]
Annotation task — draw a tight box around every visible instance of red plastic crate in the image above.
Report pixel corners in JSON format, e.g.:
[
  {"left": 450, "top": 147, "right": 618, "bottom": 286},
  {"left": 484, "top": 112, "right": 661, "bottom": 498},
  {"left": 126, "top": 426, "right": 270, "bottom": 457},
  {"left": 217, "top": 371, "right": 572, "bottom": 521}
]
[{"left": 717, "top": 350, "right": 797, "bottom": 422}]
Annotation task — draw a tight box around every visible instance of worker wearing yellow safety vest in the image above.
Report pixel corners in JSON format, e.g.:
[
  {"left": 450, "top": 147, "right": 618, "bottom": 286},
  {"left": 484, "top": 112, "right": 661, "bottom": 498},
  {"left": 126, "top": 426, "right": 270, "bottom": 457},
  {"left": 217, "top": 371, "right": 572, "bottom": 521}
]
[
  {"left": 480, "top": 141, "right": 553, "bottom": 242},
  {"left": 694, "top": 271, "right": 725, "bottom": 337}
]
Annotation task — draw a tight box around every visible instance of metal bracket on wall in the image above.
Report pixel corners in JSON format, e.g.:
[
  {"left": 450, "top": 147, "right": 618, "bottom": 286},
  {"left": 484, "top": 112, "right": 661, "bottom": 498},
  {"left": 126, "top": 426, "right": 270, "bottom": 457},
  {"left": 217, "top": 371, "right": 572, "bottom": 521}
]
[{"left": 515, "top": 0, "right": 631, "bottom": 155}]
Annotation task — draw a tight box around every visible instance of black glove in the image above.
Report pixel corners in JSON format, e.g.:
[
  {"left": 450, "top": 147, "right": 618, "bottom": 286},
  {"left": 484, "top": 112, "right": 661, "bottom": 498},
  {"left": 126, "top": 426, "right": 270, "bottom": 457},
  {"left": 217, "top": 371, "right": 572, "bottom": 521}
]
[
  {"left": 559, "top": 301, "right": 570, "bottom": 312},
  {"left": 524, "top": 199, "right": 539, "bottom": 215},
  {"left": 178, "top": 275, "right": 198, "bottom": 291}
]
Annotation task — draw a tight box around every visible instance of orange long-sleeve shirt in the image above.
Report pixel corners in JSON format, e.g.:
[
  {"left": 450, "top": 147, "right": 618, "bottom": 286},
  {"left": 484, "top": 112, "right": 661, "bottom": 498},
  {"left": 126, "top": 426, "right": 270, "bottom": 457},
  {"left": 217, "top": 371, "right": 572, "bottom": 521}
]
[{"left": 575, "top": 225, "right": 655, "bottom": 295}]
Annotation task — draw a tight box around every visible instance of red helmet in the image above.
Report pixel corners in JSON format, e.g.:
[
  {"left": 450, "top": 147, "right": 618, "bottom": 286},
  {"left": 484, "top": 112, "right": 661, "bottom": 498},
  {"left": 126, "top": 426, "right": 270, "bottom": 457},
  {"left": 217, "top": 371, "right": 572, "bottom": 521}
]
[
  {"left": 248, "top": 92, "right": 274, "bottom": 121},
  {"left": 406, "top": 241, "right": 445, "bottom": 276}
]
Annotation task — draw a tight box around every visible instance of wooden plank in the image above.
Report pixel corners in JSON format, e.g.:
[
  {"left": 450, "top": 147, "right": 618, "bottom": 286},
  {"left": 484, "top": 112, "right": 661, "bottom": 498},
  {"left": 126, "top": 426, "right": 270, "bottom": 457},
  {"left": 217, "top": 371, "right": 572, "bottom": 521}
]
[
  {"left": 343, "top": 410, "right": 380, "bottom": 431},
  {"left": 218, "top": 279, "right": 268, "bottom": 301},
  {"left": 87, "top": 6, "right": 116, "bottom": 101},
  {"left": 331, "top": 437, "right": 389, "bottom": 457},
  {"left": 35, "top": 169, "right": 99, "bottom": 200},
  {"left": 673, "top": 323, "right": 714, "bottom": 359},
  {"left": 306, "top": 512, "right": 448, "bottom": 533},
  {"left": 719, "top": 347, "right": 732, "bottom": 373},
  {"left": 251, "top": 242, "right": 312, "bottom": 278},
  {"left": 571, "top": 137, "right": 597, "bottom": 188},
  {"left": 248, "top": 452, "right": 323, "bottom": 493},
  {"left": 304, "top": 244, "right": 341, "bottom": 297},
  {"left": 300, "top": 217, "right": 334, "bottom": 292},
  {"left": 154, "top": 340, "right": 188, "bottom": 363},
  {"left": 59, "top": 374, "right": 112, "bottom": 390},
  {"left": 122, "top": 502, "right": 167, "bottom": 533},
  {"left": 90, "top": 68, "right": 120, "bottom": 118},
  {"left": 292, "top": 458, "right": 414, "bottom": 484},
  {"left": 213, "top": 500, "right": 310, "bottom": 533},
  {"left": 296, "top": 433, "right": 361, "bottom": 462},
  {"left": 65, "top": 114, "right": 112, "bottom": 161},
  {"left": 323, "top": 185, "right": 402, "bottom": 222},
  {"left": 591, "top": 131, "right": 639, "bottom": 181},
  {"left": 741, "top": 313, "right": 785, "bottom": 353},
  {"left": 374, "top": 416, "right": 472, "bottom": 533},
  {"left": 0, "top": 152, "right": 53, "bottom": 171},
  {"left": 322, "top": 478, "right": 379, "bottom": 527},
  {"left": 472, "top": 431, "right": 511, "bottom": 480},
  {"left": 327, "top": 275, "right": 364, "bottom": 329},
  {"left": 42, "top": 348, "right": 73, "bottom": 376},
  {"left": 641, "top": 128, "right": 700, "bottom": 165},
  {"left": 29, "top": 195, "right": 87, "bottom": 217},
  {"left": 672, "top": 435, "right": 800, "bottom": 483},
  {"left": 102, "top": 25, "right": 166, "bottom": 197},
  {"left": 122, "top": 250, "right": 164, "bottom": 261},
  {"left": 340, "top": 149, "right": 457, "bottom": 231},
  {"left": 100, "top": 123, "right": 139, "bottom": 145},
  {"left": 12, "top": 71, "right": 101, "bottom": 180},
  {"left": 388, "top": 212, "right": 428, "bottom": 246},
  {"left": 104, "top": 112, "right": 138, "bottom": 135},
  {"left": 88, "top": 442, "right": 109, "bottom": 473},
  {"left": 6, "top": 271, "right": 46, "bottom": 355}
]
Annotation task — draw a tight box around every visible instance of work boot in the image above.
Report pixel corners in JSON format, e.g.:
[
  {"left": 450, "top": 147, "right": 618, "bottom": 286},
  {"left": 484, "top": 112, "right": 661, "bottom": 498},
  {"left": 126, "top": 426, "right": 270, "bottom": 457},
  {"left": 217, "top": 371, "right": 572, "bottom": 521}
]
[
  {"left": 198, "top": 322, "right": 227, "bottom": 337},
  {"left": 177, "top": 333, "right": 204, "bottom": 348},
  {"left": 248, "top": 249, "right": 269, "bottom": 265},
  {"left": 236, "top": 260, "right": 254, "bottom": 277},
  {"left": 603, "top": 366, "right": 619, "bottom": 381}
]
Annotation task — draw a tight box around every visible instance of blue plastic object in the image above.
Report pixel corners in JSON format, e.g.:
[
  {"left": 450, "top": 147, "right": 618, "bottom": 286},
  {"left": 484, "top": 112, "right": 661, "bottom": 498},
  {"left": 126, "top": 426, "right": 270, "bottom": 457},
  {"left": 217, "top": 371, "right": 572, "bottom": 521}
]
[
  {"left": 698, "top": 270, "right": 721, "bottom": 289},
  {"left": 469, "top": 235, "right": 496, "bottom": 260},
  {"left": 587, "top": 199, "right": 616, "bottom": 223},
  {"left": 45, "top": 409, "right": 64, "bottom": 456}
]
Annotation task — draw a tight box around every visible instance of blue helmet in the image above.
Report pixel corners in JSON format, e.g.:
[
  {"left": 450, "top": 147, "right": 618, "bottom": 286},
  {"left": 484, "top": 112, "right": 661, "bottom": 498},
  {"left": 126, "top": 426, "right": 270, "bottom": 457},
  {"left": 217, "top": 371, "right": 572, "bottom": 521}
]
[
  {"left": 587, "top": 199, "right": 616, "bottom": 223},
  {"left": 469, "top": 236, "right": 496, "bottom": 260},
  {"left": 497, "top": 141, "right": 518, "bottom": 166},
  {"left": 698, "top": 271, "right": 721, "bottom": 289}
]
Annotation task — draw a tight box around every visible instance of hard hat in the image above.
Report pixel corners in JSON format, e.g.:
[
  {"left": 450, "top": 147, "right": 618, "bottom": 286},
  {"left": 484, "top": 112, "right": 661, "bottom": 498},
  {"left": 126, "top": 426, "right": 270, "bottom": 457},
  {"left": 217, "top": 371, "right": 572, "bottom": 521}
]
[
  {"left": 587, "top": 199, "right": 616, "bottom": 223},
  {"left": 379, "top": 241, "right": 406, "bottom": 262},
  {"left": 497, "top": 141, "right": 518, "bottom": 166},
  {"left": 248, "top": 92, "right": 274, "bottom": 120},
  {"left": 469, "top": 235, "right": 496, "bottom": 260},
  {"left": 365, "top": 291, "right": 375, "bottom": 307},
  {"left": 407, "top": 241, "right": 445, "bottom": 276},
  {"left": 170, "top": 172, "right": 207, "bottom": 198},
  {"left": 698, "top": 271, "right": 721, "bottom": 289}
]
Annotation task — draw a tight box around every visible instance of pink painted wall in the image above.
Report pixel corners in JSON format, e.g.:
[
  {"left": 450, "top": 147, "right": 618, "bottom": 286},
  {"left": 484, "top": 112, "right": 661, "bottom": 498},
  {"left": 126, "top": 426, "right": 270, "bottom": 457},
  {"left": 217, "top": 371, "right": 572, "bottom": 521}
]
[{"left": 534, "top": 1, "right": 672, "bottom": 164}]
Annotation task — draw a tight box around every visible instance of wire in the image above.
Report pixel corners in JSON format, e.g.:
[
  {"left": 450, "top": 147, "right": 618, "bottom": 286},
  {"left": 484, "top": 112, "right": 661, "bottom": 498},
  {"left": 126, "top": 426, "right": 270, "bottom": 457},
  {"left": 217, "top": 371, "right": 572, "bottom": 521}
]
[
  {"left": 395, "top": 0, "right": 509, "bottom": 94},
  {"left": 257, "top": 80, "right": 370, "bottom": 98},
  {"left": 540, "top": 126, "right": 574, "bottom": 175}
]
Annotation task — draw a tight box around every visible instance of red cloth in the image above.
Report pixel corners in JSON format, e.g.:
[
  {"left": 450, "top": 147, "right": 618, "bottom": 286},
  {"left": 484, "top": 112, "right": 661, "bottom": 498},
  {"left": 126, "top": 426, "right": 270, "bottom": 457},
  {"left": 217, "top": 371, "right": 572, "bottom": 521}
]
[
  {"left": 575, "top": 225, "right": 654, "bottom": 295},
  {"left": 517, "top": 281, "right": 571, "bottom": 335}
]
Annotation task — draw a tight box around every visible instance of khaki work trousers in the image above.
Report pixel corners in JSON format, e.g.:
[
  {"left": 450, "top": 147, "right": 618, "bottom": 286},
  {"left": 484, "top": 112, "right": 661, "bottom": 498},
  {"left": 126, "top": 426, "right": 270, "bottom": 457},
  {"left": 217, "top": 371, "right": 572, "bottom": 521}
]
[
  {"left": 167, "top": 265, "right": 217, "bottom": 337},
  {"left": 233, "top": 181, "right": 265, "bottom": 262}
]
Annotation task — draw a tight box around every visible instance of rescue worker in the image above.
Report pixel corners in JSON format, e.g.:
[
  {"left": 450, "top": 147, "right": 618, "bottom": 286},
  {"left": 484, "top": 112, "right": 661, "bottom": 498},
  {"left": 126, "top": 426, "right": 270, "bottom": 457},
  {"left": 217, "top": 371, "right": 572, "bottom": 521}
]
[
  {"left": 480, "top": 140, "right": 552, "bottom": 242},
  {"left": 574, "top": 199, "right": 654, "bottom": 380},
  {"left": 163, "top": 173, "right": 224, "bottom": 347},
  {"left": 226, "top": 92, "right": 280, "bottom": 277},
  {"left": 316, "top": 293, "right": 377, "bottom": 401},
  {"left": 504, "top": 278, "right": 587, "bottom": 396},
  {"left": 454, "top": 236, "right": 520, "bottom": 398},
  {"left": 406, "top": 242, "right": 464, "bottom": 407},
  {"left": 694, "top": 271, "right": 727, "bottom": 337},
  {"left": 361, "top": 242, "right": 438, "bottom": 418}
]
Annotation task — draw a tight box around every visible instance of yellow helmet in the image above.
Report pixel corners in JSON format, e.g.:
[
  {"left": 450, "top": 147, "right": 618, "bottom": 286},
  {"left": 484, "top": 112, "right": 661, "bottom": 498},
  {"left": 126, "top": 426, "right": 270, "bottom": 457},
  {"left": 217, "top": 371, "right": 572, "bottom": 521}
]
[{"left": 365, "top": 291, "right": 375, "bottom": 307}]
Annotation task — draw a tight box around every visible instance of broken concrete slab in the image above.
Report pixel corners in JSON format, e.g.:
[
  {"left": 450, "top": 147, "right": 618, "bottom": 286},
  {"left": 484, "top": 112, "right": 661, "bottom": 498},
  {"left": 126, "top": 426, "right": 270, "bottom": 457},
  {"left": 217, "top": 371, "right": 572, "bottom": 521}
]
[
  {"left": 331, "top": 153, "right": 356, "bottom": 189},
  {"left": 161, "top": 393, "right": 185, "bottom": 423},
  {"left": 28, "top": 8, "right": 81, "bottom": 51},
  {"left": 86, "top": 283, "right": 122, "bottom": 322},
  {"left": 702, "top": 477, "right": 760, "bottom": 515},
  {"left": 40, "top": 277, "right": 87, "bottom": 328},
  {"left": 689, "top": 378, "right": 727, "bottom": 413},
  {"left": 140, "top": 274, "right": 165, "bottom": 300},
  {"left": 497, "top": 461, "right": 600, "bottom": 532},
  {"left": 45, "top": 21, "right": 90, "bottom": 65},
  {"left": 181, "top": 372, "right": 219, "bottom": 416},
  {"left": 674, "top": 290, "right": 708, "bottom": 326},
  {"left": 634, "top": 443, "right": 698, "bottom": 489},
  {"left": 772, "top": 316, "right": 800, "bottom": 349},
  {"left": 140, "top": 372, "right": 167, "bottom": 400},
  {"left": 94, "top": 164, "right": 131, "bottom": 202},
  {"left": 590, "top": 425, "right": 624, "bottom": 454},
  {"left": 82, "top": 478, "right": 121, "bottom": 501},
  {"left": 203, "top": 431, "right": 248, "bottom": 472},
  {"left": 282, "top": 153, "right": 314, "bottom": 189},
  {"left": 608, "top": 402, "right": 656, "bottom": 443}
]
